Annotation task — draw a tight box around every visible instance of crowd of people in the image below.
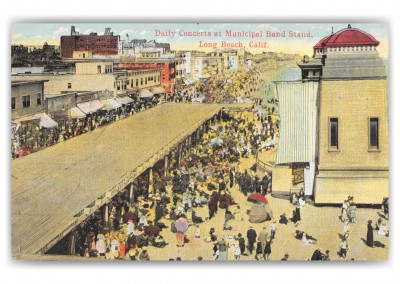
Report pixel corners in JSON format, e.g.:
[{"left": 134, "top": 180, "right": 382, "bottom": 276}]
[
  {"left": 44, "top": 100, "right": 388, "bottom": 261},
  {"left": 47, "top": 108, "right": 283, "bottom": 260},
  {"left": 11, "top": 95, "right": 163, "bottom": 159}
]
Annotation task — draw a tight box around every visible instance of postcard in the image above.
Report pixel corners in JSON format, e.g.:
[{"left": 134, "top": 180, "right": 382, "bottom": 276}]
[{"left": 11, "top": 23, "right": 388, "bottom": 261}]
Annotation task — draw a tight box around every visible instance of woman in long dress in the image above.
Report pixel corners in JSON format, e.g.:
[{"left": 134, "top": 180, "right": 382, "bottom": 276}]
[
  {"left": 264, "top": 239, "right": 272, "bottom": 260},
  {"left": 341, "top": 199, "right": 349, "bottom": 223},
  {"left": 176, "top": 232, "right": 185, "bottom": 247},
  {"left": 216, "top": 238, "right": 228, "bottom": 261},
  {"left": 233, "top": 239, "right": 241, "bottom": 260}
]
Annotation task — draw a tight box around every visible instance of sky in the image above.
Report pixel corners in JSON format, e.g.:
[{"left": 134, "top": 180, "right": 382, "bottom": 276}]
[{"left": 11, "top": 23, "right": 389, "bottom": 58}]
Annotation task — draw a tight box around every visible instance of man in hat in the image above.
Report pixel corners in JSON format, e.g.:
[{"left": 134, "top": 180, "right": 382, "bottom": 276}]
[
  {"left": 254, "top": 176, "right": 261, "bottom": 193},
  {"left": 237, "top": 233, "right": 246, "bottom": 255},
  {"left": 247, "top": 226, "right": 257, "bottom": 255},
  {"left": 258, "top": 226, "right": 270, "bottom": 260}
]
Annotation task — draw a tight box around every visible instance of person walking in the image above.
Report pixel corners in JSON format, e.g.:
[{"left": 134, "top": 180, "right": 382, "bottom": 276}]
[
  {"left": 261, "top": 174, "right": 269, "bottom": 195},
  {"left": 237, "top": 233, "right": 246, "bottom": 255},
  {"left": 264, "top": 239, "right": 272, "bottom": 260},
  {"left": 341, "top": 198, "right": 350, "bottom": 223},
  {"left": 270, "top": 221, "right": 276, "bottom": 239},
  {"left": 247, "top": 226, "right": 257, "bottom": 255},
  {"left": 340, "top": 233, "right": 349, "bottom": 259},
  {"left": 216, "top": 237, "right": 228, "bottom": 261},
  {"left": 258, "top": 227, "right": 269, "bottom": 257},
  {"left": 233, "top": 238, "right": 241, "bottom": 260},
  {"left": 367, "top": 220, "right": 374, "bottom": 247}
]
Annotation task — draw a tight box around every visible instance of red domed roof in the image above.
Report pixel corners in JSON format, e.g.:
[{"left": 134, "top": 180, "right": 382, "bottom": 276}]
[{"left": 314, "top": 25, "right": 379, "bottom": 49}]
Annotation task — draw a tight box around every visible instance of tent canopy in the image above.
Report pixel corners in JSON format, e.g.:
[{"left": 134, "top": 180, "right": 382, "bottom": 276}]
[{"left": 15, "top": 113, "right": 58, "bottom": 129}]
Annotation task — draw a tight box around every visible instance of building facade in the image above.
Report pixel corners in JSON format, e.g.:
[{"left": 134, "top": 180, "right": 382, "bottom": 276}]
[
  {"left": 61, "top": 26, "right": 119, "bottom": 59},
  {"left": 117, "top": 58, "right": 176, "bottom": 95},
  {"left": 276, "top": 25, "right": 388, "bottom": 204},
  {"left": 12, "top": 61, "right": 162, "bottom": 99},
  {"left": 11, "top": 80, "right": 47, "bottom": 120}
]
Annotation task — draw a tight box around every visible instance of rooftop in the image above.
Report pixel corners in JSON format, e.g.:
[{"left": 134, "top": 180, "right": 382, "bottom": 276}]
[
  {"left": 314, "top": 25, "right": 380, "bottom": 49},
  {"left": 11, "top": 80, "right": 48, "bottom": 87}
]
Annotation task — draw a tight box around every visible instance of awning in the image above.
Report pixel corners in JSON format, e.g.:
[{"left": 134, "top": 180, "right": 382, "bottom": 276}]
[
  {"left": 275, "top": 82, "right": 318, "bottom": 165},
  {"left": 139, "top": 89, "right": 154, "bottom": 98},
  {"left": 115, "top": 96, "right": 135, "bottom": 105},
  {"left": 15, "top": 113, "right": 58, "bottom": 129},
  {"left": 100, "top": 99, "right": 122, "bottom": 111},
  {"left": 68, "top": 107, "right": 86, "bottom": 119},
  {"left": 77, "top": 99, "right": 104, "bottom": 114},
  {"left": 151, "top": 86, "right": 166, "bottom": 95}
]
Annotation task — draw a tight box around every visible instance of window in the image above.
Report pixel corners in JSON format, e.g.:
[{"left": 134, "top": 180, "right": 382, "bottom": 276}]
[
  {"left": 136, "top": 79, "right": 138, "bottom": 86},
  {"left": 22, "top": 95, "right": 30, "bottom": 108},
  {"left": 68, "top": 83, "right": 71, "bottom": 89},
  {"left": 369, "top": 118, "right": 379, "bottom": 149},
  {"left": 97, "top": 65, "right": 102, "bottom": 73},
  {"left": 11, "top": 97, "right": 16, "bottom": 110},
  {"left": 37, "top": 93, "right": 42, "bottom": 105},
  {"left": 141, "top": 78, "right": 143, "bottom": 85},
  {"left": 329, "top": 118, "right": 339, "bottom": 150}
]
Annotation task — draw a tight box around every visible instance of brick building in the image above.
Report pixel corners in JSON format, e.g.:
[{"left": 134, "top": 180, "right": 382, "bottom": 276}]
[
  {"left": 118, "top": 57, "right": 176, "bottom": 95},
  {"left": 61, "top": 26, "right": 119, "bottom": 59}
]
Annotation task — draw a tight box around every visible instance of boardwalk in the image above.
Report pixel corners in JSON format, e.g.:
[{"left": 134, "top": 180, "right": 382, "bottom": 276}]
[{"left": 11, "top": 103, "right": 232, "bottom": 258}]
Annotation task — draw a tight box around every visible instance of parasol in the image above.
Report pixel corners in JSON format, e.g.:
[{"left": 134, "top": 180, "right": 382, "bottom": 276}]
[
  {"left": 123, "top": 211, "right": 139, "bottom": 223},
  {"left": 247, "top": 193, "right": 269, "bottom": 204},
  {"left": 145, "top": 225, "right": 162, "bottom": 236},
  {"left": 209, "top": 138, "right": 224, "bottom": 147},
  {"left": 175, "top": 218, "right": 189, "bottom": 233}
]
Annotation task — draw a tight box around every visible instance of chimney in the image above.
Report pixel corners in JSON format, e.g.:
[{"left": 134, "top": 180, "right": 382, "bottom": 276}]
[{"left": 71, "top": 26, "right": 76, "bottom": 36}]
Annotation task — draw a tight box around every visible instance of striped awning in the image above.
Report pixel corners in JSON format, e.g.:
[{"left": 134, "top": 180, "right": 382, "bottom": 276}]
[
  {"left": 275, "top": 81, "right": 318, "bottom": 165},
  {"left": 68, "top": 107, "right": 86, "bottom": 119},
  {"left": 139, "top": 89, "right": 154, "bottom": 98},
  {"left": 115, "top": 96, "right": 135, "bottom": 105},
  {"left": 77, "top": 99, "right": 104, "bottom": 114},
  {"left": 151, "top": 86, "right": 166, "bottom": 95},
  {"left": 100, "top": 99, "right": 122, "bottom": 111}
]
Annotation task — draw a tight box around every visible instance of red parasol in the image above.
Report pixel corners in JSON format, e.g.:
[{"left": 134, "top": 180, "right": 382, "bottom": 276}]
[
  {"left": 247, "top": 193, "right": 269, "bottom": 204},
  {"left": 145, "top": 225, "right": 162, "bottom": 236}
]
